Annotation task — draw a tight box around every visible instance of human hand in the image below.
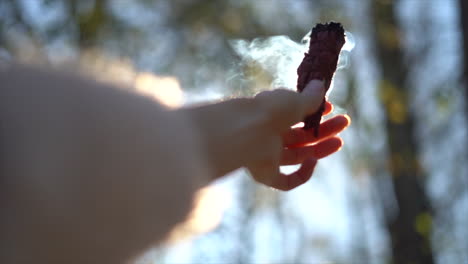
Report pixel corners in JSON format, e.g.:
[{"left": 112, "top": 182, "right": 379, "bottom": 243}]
[
  {"left": 247, "top": 99, "right": 350, "bottom": 190},
  {"left": 183, "top": 80, "right": 350, "bottom": 190}
]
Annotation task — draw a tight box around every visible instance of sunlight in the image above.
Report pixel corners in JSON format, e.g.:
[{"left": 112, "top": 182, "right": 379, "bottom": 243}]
[
  {"left": 187, "top": 186, "right": 228, "bottom": 233},
  {"left": 167, "top": 185, "right": 230, "bottom": 243},
  {"left": 78, "top": 51, "right": 184, "bottom": 108},
  {"left": 134, "top": 72, "right": 184, "bottom": 108},
  {"left": 291, "top": 122, "right": 304, "bottom": 128}
]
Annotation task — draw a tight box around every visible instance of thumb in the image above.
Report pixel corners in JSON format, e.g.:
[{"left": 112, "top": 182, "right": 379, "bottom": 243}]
[
  {"left": 300, "top": 80, "right": 326, "bottom": 115},
  {"left": 254, "top": 83, "right": 324, "bottom": 132}
]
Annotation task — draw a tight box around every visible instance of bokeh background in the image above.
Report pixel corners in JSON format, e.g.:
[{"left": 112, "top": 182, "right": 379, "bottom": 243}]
[{"left": 1, "top": 0, "right": 467, "bottom": 263}]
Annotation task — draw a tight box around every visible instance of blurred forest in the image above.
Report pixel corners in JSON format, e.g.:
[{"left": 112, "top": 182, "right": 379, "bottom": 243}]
[{"left": 1, "top": 0, "right": 467, "bottom": 263}]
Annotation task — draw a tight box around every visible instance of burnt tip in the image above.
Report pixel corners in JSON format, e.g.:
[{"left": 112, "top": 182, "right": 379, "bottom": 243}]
[{"left": 311, "top": 22, "right": 345, "bottom": 35}]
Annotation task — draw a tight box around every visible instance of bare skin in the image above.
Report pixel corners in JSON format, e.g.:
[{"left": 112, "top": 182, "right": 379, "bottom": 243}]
[
  {"left": 183, "top": 80, "right": 350, "bottom": 190},
  {"left": 0, "top": 65, "right": 350, "bottom": 263}
]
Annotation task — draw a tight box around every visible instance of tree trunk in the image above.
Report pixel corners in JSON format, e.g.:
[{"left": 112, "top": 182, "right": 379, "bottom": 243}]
[
  {"left": 68, "top": 0, "right": 108, "bottom": 50},
  {"left": 371, "top": 1, "right": 435, "bottom": 263},
  {"left": 459, "top": 0, "right": 468, "bottom": 117},
  {"left": 457, "top": 0, "right": 468, "bottom": 259}
]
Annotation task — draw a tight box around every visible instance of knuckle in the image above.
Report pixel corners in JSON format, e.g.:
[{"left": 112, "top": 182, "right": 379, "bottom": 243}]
[{"left": 254, "top": 90, "right": 304, "bottom": 131}]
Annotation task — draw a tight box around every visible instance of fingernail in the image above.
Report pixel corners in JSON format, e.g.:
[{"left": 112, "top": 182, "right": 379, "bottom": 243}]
[{"left": 343, "top": 114, "right": 352, "bottom": 126}]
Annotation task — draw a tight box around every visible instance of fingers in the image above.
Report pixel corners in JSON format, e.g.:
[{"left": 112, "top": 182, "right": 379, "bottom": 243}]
[
  {"left": 250, "top": 158, "right": 317, "bottom": 191},
  {"left": 290, "top": 101, "right": 332, "bottom": 128},
  {"left": 283, "top": 114, "right": 350, "bottom": 148},
  {"left": 280, "top": 137, "right": 343, "bottom": 165},
  {"left": 272, "top": 158, "right": 317, "bottom": 191},
  {"left": 323, "top": 101, "right": 333, "bottom": 116},
  {"left": 254, "top": 82, "right": 325, "bottom": 131}
]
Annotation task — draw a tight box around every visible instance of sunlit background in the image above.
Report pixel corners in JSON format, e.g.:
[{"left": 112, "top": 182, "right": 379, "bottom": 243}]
[{"left": 1, "top": 0, "right": 467, "bottom": 263}]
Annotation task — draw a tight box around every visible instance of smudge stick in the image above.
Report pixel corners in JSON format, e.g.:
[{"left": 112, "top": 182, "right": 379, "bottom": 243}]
[{"left": 297, "top": 22, "right": 345, "bottom": 136}]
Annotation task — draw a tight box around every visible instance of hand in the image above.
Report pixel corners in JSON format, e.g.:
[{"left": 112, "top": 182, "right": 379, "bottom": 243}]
[
  {"left": 183, "top": 80, "right": 350, "bottom": 190},
  {"left": 248, "top": 100, "right": 350, "bottom": 190}
]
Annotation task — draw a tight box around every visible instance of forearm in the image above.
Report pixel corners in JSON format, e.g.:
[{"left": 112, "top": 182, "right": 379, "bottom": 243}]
[{"left": 0, "top": 64, "right": 212, "bottom": 263}]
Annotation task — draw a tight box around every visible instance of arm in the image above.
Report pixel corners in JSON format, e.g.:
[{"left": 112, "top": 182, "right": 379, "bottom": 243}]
[
  {"left": 0, "top": 64, "right": 212, "bottom": 263},
  {"left": 0, "top": 65, "right": 350, "bottom": 263}
]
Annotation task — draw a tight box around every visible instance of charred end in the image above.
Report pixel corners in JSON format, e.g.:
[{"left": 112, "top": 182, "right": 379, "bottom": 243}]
[
  {"left": 311, "top": 22, "right": 345, "bottom": 36},
  {"left": 308, "top": 22, "right": 346, "bottom": 54}
]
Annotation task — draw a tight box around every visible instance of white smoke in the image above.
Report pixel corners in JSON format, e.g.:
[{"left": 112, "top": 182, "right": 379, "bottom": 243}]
[
  {"left": 230, "top": 35, "right": 307, "bottom": 89},
  {"left": 230, "top": 30, "right": 355, "bottom": 92}
]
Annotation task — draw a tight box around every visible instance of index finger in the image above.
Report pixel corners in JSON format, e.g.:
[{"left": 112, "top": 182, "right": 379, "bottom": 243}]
[
  {"left": 283, "top": 114, "right": 351, "bottom": 148},
  {"left": 323, "top": 101, "right": 333, "bottom": 116}
]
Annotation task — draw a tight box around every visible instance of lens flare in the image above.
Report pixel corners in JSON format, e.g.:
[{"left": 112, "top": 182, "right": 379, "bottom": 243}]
[{"left": 134, "top": 72, "right": 183, "bottom": 108}]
